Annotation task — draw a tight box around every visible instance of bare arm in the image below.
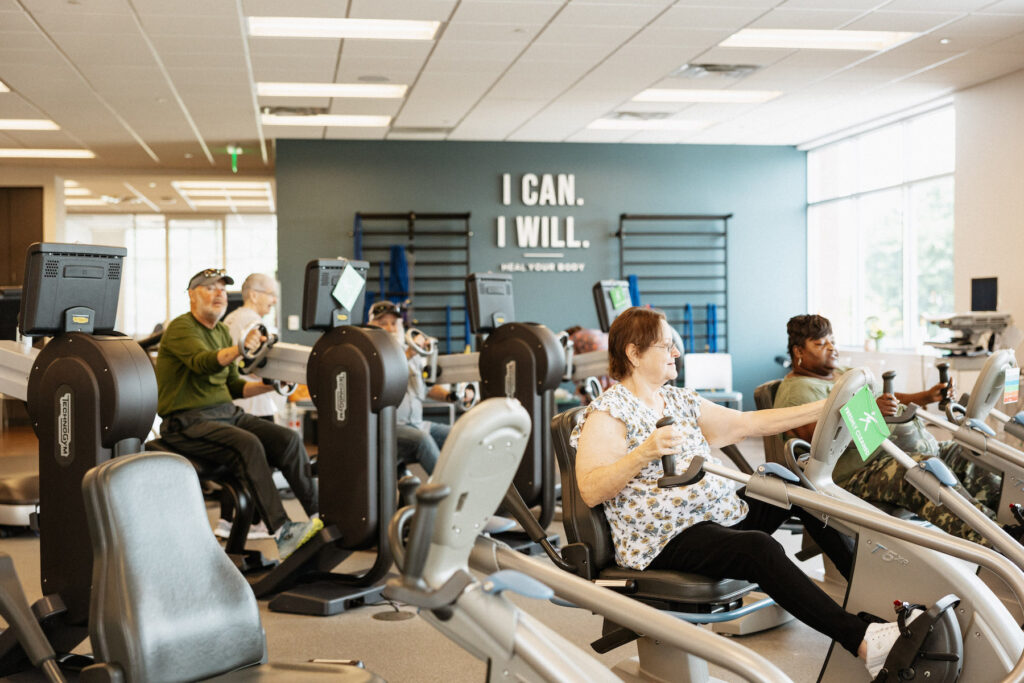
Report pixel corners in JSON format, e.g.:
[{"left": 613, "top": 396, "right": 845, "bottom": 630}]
[
  {"left": 242, "top": 381, "right": 275, "bottom": 398},
  {"left": 696, "top": 398, "right": 827, "bottom": 448},
  {"left": 575, "top": 411, "right": 682, "bottom": 508}
]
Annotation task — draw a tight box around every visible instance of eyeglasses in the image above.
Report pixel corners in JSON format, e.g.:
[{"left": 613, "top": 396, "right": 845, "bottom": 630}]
[
  {"left": 650, "top": 341, "right": 678, "bottom": 353},
  {"left": 197, "top": 268, "right": 226, "bottom": 279}
]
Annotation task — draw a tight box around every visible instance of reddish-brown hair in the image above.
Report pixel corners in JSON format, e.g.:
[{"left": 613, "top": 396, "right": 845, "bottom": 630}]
[{"left": 607, "top": 307, "right": 666, "bottom": 380}]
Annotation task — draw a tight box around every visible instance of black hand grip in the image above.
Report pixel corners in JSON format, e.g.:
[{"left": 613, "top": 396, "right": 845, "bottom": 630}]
[
  {"left": 654, "top": 416, "right": 706, "bottom": 488},
  {"left": 401, "top": 483, "right": 450, "bottom": 586},
  {"left": 880, "top": 370, "right": 917, "bottom": 425},
  {"left": 655, "top": 416, "right": 678, "bottom": 478},
  {"left": 882, "top": 370, "right": 896, "bottom": 395},
  {"left": 937, "top": 362, "right": 951, "bottom": 410}
]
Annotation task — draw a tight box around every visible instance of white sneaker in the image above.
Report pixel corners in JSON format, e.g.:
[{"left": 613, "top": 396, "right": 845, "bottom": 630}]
[
  {"left": 864, "top": 609, "right": 923, "bottom": 678},
  {"left": 212, "top": 518, "right": 273, "bottom": 540},
  {"left": 213, "top": 518, "right": 232, "bottom": 539}
]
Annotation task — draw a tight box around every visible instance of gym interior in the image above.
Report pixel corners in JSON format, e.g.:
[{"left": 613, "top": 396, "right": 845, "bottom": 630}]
[{"left": 2, "top": 2, "right": 1024, "bottom": 682}]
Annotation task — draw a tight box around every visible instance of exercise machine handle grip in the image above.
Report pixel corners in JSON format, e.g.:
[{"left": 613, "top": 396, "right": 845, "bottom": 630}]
[
  {"left": 937, "top": 362, "right": 951, "bottom": 410},
  {"left": 882, "top": 370, "right": 896, "bottom": 395},
  {"left": 655, "top": 416, "right": 706, "bottom": 488},
  {"left": 401, "top": 483, "right": 451, "bottom": 586}
]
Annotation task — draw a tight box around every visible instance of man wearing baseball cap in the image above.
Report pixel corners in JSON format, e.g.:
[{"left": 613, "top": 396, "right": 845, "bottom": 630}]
[{"left": 155, "top": 268, "right": 321, "bottom": 560}]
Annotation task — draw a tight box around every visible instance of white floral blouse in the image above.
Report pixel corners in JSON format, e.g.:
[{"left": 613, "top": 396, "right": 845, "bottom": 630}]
[{"left": 570, "top": 383, "right": 749, "bottom": 570}]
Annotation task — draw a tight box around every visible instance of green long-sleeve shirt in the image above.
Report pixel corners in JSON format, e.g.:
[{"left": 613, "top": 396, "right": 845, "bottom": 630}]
[{"left": 156, "top": 312, "right": 247, "bottom": 417}]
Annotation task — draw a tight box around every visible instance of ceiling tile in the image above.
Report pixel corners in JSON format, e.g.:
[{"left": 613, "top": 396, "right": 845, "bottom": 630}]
[
  {"left": 348, "top": 0, "right": 457, "bottom": 21},
  {"left": 450, "top": 1, "right": 562, "bottom": 25}
]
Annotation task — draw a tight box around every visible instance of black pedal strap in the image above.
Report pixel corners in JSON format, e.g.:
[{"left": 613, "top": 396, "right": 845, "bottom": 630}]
[{"left": 874, "top": 594, "right": 961, "bottom": 683}]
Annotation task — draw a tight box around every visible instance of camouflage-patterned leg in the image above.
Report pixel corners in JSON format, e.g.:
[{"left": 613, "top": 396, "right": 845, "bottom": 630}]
[
  {"left": 840, "top": 453, "right": 990, "bottom": 546},
  {"left": 937, "top": 440, "right": 1003, "bottom": 511}
]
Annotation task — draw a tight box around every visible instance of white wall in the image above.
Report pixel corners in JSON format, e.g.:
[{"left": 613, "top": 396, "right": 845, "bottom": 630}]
[{"left": 954, "top": 69, "right": 1024, "bottom": 330}]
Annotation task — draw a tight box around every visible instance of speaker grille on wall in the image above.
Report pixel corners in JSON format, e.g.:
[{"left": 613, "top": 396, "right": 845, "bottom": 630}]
[{"left": 44, "top": 260, "right": 59, "bottom": 278}]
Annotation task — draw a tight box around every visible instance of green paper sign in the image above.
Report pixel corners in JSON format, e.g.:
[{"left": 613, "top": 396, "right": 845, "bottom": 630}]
[
  {"left": 840, "top": 385, "right": 890, "bottom": 460},
  {"left": 609, "top": 286, "right": 628, "bottom": 310}
]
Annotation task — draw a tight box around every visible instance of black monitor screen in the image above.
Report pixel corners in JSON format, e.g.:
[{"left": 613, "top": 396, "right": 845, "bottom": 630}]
[
  {"left": 466, "top": 272, "right": 514, "bottom": 334},
  {"left": 0, "top": 287, "right": 21, "bottom": 340},
  {"left": 971, "top": 277, "right": 997, "bottom": 312},
  {"left": 593, "top": 279, "right": 631, "bottom": 333},
  {"left": 302, "top": 258, "right": 370, "bottom": 331},
  {"left": 20, "top": 242, "right": 125, "bottom": 336}
]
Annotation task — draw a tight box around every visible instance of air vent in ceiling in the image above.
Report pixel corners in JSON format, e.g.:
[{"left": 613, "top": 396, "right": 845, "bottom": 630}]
[
  {"left": 611, "top": 111, "right": 672, "bottom": 121},
  {"left": 671, "top": 63, "right": 761, "bottom": 79},
  {"left": 389, "top": 126, "right": 453, "bottom": 135},
  {"left": 260, "top": 106, "right": 329, "bottom": 116}
]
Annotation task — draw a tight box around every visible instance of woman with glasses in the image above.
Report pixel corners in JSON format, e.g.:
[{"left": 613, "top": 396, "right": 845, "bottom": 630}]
[{"left": 571, "top": 307, "right": 912, "bottom": 678}]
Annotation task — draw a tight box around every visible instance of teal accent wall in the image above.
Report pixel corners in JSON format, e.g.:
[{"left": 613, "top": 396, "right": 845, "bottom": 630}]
[{"left": 275, "top": 140, "right": 806, "bottom": 407}]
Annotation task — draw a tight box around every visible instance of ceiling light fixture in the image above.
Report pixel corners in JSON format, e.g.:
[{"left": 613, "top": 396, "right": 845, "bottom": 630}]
[
  {"left": 588, "top": 118, "right": 709, "bottom": 131},
  {"left": 257, "top": 82, "right": 407, "bottom": 98},
  {"left": 633, "top": 88, "right": 781, "bottom": 103},
  {"left": 0, "top": 119, "right": 60, "bottom": 130},
  {"left": 64, "top": 187, "right": 91, "bottom": 196},
  {"left": 720, "top": 29, "right": 916, "bottom": 51},
  {"left": 174, "top": 180, "right": 270, "bottom": 190},
  {"left": 0, "top": 80, "right": 9, "bottom": 93},
  {"left": 0, "top": 148, "right": 94, "bottom": 158},
  {"left": 247, "top": 17, "right": 440, "bottom": 40},
  {"left": 65, "top": 198, "right": 108, "bottom": 206},
  {"left": 191, "top": 199, "right": 272, "bottom": 208},
  {"left": 261, "top": 113, "right": 390, "bottom": 127},
  {"left": 182, "top": 189, "right": 270, "bottom": 197}
]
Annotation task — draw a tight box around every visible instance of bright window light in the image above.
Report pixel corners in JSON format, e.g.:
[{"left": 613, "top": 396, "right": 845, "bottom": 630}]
[
  {"left": 588, "top": 118, "right": 709, "bottom": 131},
  {"left": 633, "top": 89, "right": 781, "bottom": 104},
  {"left": 720, "top": 29, "right": 917, "bottom": 51},
  {"left": 261, "top": 113, "right": 390, "bottom": 127},
  {"left": 257, "top": 82, "right": 407, "bottom": 98},
  {"left": 0, "top": 148, "right": 94, "bottom": 158},
  {"left": 247, "top": 17, "right": 439, "bottom": 40},
  {"left": 64, "top": 187, "right": 91, "bottom": 196},
  {"left": 0, "top": 119, "right": 60, "bottom": 130}
]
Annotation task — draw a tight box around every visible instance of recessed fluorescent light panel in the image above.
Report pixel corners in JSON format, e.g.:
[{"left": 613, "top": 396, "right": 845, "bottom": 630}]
[
  {"left": 588, "top": 119, "right": 709, "bottom": 131},
  {"left": 633, "top": 89, "right": 781, "bottom": 104},
  {"left": 721, "top": 29, "right": 916, "bottom": 51},
  {"left": 174, "top": 181, "right": 270, "bottom": 190},
  {"left": 0, "top": 148, "right": 93, "bottom": 158},
  {"left": 65, "top": 198, "right": 108, "bottom": 207},
  {"left": 261, "top": 114, "right": 390, "bottom": 127},
  {"left": 171, "top": 180, "right": 275, "bottom": 213},
  {"left": 257, "top": 82, "right": 407, "bottom": 98},
  {"left": 0, "top": 119, "right": 59, "bottom": 130},
  {"left": 248, "top": 17, "right": 439, "bottom": 40},
  {"left": 64, "top": 187, "right": 91, "bottom": 196},
  {"left": 0, "top": 80, "right": 9, "bottom": 93}
]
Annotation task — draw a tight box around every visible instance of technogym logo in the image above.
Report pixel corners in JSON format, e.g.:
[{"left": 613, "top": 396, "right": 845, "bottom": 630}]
[
  {"left": 335, "top": 371, "right": 347, "bottom": 423},
  {"left": 57, "top": 387, "right": 72, "bottom": 462}
]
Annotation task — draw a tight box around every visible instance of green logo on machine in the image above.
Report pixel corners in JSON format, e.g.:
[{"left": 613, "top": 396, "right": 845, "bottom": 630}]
[
  {"left": 840, "top": 385, "right": 890, "bottom": 461},
  {"left": 609, "top": 286, "right": 628, "bottom": 310}
]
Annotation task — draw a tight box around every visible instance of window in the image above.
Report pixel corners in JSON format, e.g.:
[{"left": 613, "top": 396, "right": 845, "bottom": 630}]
[
  {"left": 62, "top": 213, "right": 277, "bottom": 337},
  {"left": 807, "top": 106, "right": 954, "bottom": 349}
]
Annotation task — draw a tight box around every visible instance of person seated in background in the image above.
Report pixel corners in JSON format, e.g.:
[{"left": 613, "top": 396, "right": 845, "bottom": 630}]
[
  {"left": 156, "top": 268, "right": 320, "bottom": 560},
  {"left": 774, "top": 313, "right": 1009, "bottom": 546},
  {"left": 564, "top": 325, "right": 614, "bottom": 403},
  {"left": 218, "top": 272, "right": 283, "bottom": 540},
  {"left": 367, "top": 300, "right": 463, "bottom": 475},
  {"left": 572, "top": 306, "right": 912, "bottom": 678}
]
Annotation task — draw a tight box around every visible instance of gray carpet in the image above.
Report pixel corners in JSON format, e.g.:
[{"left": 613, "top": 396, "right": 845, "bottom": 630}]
[{"left": 0, "top": 439, "right": 840, "bottom": 682}]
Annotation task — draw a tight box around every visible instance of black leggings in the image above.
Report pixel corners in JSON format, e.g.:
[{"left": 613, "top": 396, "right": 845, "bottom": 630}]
[{"left": 648, "top": 492, "right": 867, "bottom": 655}]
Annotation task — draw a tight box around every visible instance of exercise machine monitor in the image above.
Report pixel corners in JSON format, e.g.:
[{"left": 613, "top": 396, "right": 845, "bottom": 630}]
[{"left": 302, "top": 258, "right": 370, "bottom": 331}]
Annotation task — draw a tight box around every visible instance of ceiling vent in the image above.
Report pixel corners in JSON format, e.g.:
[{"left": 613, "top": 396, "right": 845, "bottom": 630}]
[
  {"left": 671, "top": 63, "right": 760, "bottom": 79},
  {"left": 389, "top": 126, "right": 454, "bottom": 135},
  {"left": 260, "top": 106, "right": 329, "bottom": 116},
  {"left": 611, "top": 111, "right": 672, "bottom": 121}
]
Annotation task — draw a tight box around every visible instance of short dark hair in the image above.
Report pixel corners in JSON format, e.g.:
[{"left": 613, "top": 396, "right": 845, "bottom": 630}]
[
  {"left": 608, "top": 307, "right": 666, "bottom": 380},
  {"left": 787, "top": 314, "right": 833, "bottom": 358}
]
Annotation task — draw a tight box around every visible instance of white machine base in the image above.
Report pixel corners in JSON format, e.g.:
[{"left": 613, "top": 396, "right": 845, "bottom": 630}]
[
  {"left": 0, "top": 503, "right": 36, "bottom": 528},
  {"left": 711, "top": 592, "right": 793, "bottom": 636},
  {"left": 613, "top": 636, "right": 727, "bottom": 683}
]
